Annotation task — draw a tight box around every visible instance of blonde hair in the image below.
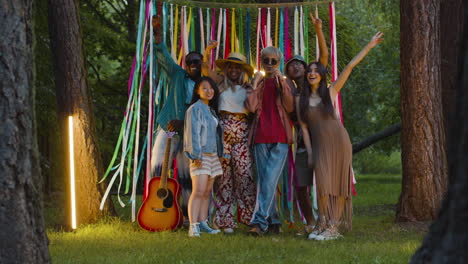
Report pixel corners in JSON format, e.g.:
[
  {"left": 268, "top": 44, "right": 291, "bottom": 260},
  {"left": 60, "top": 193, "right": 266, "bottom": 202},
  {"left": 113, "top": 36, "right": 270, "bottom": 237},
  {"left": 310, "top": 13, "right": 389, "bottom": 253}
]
[
  {"left": 261, "top": 46, "right": 283, "bottom": 59},
  {"left": 218, "top": 62, "right": 248, "bottom": 93}
]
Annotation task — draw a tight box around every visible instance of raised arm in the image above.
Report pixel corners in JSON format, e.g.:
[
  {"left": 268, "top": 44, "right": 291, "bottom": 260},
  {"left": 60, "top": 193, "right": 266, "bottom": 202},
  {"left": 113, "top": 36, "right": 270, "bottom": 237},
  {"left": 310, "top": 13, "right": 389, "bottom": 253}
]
[
  {"left": 311, "top": 10, "right": 328, "bottom": 67},
  {"left": 152, "top": 15, "right": 182, "bottom": 76},
  {"left": 330, "top": 32, "right": 384, "bottom": 96},
  {"left": 202, "top": 40, "right": 223, "bottom": 82}
]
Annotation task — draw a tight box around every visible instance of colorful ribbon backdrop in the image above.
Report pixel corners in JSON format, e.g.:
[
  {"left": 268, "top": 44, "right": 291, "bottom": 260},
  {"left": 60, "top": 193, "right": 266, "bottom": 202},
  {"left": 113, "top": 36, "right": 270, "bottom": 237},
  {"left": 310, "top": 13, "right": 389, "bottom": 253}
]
[{"left": 99, "top": 0, "right": 344, "bottom": 225}]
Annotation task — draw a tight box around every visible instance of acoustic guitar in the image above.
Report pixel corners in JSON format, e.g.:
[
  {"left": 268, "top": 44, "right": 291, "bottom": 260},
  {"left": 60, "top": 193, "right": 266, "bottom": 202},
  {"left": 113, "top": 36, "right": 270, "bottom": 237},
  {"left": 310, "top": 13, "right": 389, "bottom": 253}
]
[{"left": 138, "top": 132, "right": 182, "bottom": 231}]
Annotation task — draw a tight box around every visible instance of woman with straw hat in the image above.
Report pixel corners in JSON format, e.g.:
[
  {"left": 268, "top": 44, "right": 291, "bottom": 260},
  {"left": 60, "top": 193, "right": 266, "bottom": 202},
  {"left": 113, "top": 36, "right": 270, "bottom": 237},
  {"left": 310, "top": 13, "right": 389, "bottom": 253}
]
[{"left": 202, "top": 41, "right": 256, "bottom": 234}]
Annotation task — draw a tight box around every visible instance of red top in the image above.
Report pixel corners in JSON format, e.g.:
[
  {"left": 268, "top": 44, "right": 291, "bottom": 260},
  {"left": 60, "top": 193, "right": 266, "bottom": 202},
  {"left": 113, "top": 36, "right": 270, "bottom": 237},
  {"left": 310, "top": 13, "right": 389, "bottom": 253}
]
[{"left": 254, "top": 78, "right": 287, "bottom": 143}]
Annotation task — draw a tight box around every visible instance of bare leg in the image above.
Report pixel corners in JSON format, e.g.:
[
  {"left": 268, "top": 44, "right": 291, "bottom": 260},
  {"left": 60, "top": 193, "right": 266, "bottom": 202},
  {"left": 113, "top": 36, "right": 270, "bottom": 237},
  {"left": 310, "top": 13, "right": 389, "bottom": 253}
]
[
  {"left": 297, "top": 186, "right": 315, "bottom": 227},
  {"left": 199, "top": 177, "right": 215, "bottom": 222},
  {"left": 317, "top": 195, "right": 329, "bottom": 231},
  {"left": 188, "top": 175, "right": 209, "bottom": 224}
]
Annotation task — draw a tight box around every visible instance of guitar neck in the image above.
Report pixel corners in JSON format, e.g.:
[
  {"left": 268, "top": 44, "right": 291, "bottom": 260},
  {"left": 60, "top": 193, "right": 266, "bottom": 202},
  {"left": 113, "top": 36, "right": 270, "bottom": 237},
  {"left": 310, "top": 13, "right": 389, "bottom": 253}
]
[{"left": 159, "top": 137, "right": 172, "bottom": 189}]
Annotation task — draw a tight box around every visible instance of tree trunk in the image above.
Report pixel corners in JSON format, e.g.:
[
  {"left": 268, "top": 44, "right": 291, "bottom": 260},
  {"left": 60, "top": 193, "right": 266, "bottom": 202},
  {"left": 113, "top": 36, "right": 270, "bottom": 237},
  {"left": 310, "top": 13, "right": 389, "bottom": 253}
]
[
  {"left": 440, "top": 0, "right": 463, "bottom": 144},
  {"left": 0, "top": 1, "right": 51, "bottom": 263},
  {"left": 411, "top": 3, "right": 467, "bottom": 262},
  {"left": 48, "top": 0, "right": 114, "bottom": 227},
  {"left": 397, "top": 0, "right": 448, "bottom": 222}
]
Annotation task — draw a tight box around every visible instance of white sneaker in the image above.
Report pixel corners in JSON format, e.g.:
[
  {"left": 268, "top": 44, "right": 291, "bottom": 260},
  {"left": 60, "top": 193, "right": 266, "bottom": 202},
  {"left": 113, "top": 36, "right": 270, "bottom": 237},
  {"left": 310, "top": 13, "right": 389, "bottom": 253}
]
[
  {"left": 307, "top": 229, "right": 321, "bottom": 240},
  {"left": 310, "top": 229, "right": 342, "bottom": 241},
  {"left": 223, "top": 228, "right": 234, "bottom": 234},
  {"left": 188, "top": 223, "right": 200, "bottom": 237},
  {"left": 199, "top": 220, "right": 221, "bottom": 234}
]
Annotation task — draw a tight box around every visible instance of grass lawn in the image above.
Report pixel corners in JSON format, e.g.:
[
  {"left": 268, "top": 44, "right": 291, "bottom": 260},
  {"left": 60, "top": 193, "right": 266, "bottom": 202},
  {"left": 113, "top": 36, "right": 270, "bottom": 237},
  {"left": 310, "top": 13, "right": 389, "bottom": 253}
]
[{"left": 46, "top": 174, "right": 424, "bottom": 264}]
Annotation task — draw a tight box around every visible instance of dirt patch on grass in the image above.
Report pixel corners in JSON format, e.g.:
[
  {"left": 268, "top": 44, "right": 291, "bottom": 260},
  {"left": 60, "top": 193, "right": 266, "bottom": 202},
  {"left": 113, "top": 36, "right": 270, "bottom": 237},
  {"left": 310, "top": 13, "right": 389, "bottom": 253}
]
[{"left": 397, "top": 221, "right": 431, "bottom": 233}]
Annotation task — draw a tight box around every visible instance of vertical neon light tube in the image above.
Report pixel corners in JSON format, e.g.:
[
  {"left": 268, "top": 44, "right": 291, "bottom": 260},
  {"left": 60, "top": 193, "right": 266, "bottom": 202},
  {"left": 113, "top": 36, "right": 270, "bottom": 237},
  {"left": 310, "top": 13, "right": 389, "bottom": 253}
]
[{"left": 68, "top": 116, "right": 77, "bottom": 229}]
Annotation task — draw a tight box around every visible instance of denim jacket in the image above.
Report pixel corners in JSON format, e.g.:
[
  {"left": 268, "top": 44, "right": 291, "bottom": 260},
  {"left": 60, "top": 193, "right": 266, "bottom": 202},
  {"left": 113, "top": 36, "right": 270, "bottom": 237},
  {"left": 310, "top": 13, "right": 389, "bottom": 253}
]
[{"left": 184, "top": 100, "right": 224, "bottom": 160}]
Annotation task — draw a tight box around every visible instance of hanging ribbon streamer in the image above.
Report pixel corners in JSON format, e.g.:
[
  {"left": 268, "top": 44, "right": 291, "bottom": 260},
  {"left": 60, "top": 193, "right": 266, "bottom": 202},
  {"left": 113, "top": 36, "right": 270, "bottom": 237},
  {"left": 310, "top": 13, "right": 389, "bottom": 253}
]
[
  {"left": 215, "top": 8, "right": 223, "bottom": 62},
  {"left": 260, "top": 8, "right": 266, "bottom": 49},
  {"left": 329, "top": 2, "right": 340, "bottom": 119},
  {"left": 170, "top": 4, "right": 175, "bottom": 59},
  {"left": 284, "top": 7, "right": 291, "bottom": 61},
  {"left": 304, "top": 5, "right": 309, "bottom": 61},
  {"left": 189, "top": 7, "right": 195, "bottom": 52},
  {"left": 210, "top": 8, "right": 216, "bottom": 69},
  {"left": 206, "top": 8, "right": 211, "bottom": 47},
  {"left": 139, "top": 1, "right": 155, "bottom": 222},
  {"left": 275, "top": 8, "right": 279, "bottom": 48},
  {"left": 266, "top": 8, "right": 272, "bottom": 47},
  {"left": 238, "top": 9, "right": 244, "bottom": 54},
  {"left": 225, "top": 8, "right": 231, "bottom": 58},
  {"left": 101, "top": 0, "right": 150, "bottom": 210},
  {"left": 299, "top": 5, "right": 305, "bottom": 58},
  {"left": 279, "top": 7, "right": 284, "bottom": 72},
  {"left": 231, "top": 8, "right": 235, "bottom": 53},
  {"left": 177, "top": 6, "right": 184, "bottom": 65},
  {"left": 222, "top": 8, "right": 227, "bottom": 59},
  {"left": 293, "top": 6, "right": 298, "bottom": 56},
  {"left": 184, "top": 6, "right": 190, "bottom": 61},
  {"left": 256, "top": 8, "right": 261, "bottom": 71},
  {"left": 245, "top": 9, "right": 251, "bottom": 64},
  {"left": 173, "top": 5, "right": 179, "bottom": 60},
  {"left": 200, "top": 8, "right": 205, "bottom": 53},
  {"left": 162, "top": 2, "right": 167, "bottom": 44}
]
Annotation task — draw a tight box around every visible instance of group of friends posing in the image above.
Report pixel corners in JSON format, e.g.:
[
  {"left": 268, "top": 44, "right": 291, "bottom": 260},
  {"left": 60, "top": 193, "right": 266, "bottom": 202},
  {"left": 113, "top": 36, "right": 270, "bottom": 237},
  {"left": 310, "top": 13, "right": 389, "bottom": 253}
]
[{"left": 150, "top": 14, "right": 383, "bottom": 240}]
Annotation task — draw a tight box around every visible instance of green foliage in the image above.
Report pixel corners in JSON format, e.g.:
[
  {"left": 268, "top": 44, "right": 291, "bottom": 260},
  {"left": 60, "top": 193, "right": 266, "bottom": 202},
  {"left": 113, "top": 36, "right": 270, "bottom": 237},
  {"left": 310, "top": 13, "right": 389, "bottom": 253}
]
[
  {"left": 353, "top": 148, "right": 402, "bottom": 175},
  {"left": 46, "top": 174, "right": 423, "bottom": 263},
  {"left": 336, "top": 0, "right": 400, "bottom": 154}
]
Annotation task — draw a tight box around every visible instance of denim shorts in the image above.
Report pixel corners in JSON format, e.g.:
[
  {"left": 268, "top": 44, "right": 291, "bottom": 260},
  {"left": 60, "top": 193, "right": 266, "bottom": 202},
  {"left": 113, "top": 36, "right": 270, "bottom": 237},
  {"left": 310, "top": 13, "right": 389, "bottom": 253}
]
[{"left": 189, "top": 153, "right": 223, "bottom": 177}]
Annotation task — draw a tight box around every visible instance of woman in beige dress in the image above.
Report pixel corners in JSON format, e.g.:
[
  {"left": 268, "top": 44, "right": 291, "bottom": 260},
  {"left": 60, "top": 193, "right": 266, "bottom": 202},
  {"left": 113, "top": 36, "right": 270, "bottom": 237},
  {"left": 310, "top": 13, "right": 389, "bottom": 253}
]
[{"left": 297, "top": 32, "right": 384, "bottom": 240}]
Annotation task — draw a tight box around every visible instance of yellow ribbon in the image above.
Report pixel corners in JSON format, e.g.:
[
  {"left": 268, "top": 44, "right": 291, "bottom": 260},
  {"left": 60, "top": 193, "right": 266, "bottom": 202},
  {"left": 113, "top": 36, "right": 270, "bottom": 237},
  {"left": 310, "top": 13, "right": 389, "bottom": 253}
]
[
  {"left": 173, "top": 5, "right": 179, "bottom": 60},
  {"left": 275, "top": 7, "right": 279, "bottom": 47},
  {"left": 231, "top": 8, "right": 237, "bottom": 53}
]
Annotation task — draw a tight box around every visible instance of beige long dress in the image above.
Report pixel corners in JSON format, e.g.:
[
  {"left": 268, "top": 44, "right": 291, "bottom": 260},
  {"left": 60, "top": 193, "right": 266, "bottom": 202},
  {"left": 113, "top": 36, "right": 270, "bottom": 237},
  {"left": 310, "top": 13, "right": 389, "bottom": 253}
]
[{"left": 303, "top": 102, "right": 353, "bottom": 231}]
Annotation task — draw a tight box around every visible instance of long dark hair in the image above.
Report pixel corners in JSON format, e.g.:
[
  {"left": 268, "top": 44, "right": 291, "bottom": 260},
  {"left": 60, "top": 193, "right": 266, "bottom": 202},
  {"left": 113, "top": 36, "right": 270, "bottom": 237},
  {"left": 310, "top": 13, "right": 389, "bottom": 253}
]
[
  {"left": 298, "top": 62, "right": 335, "bottom": 119},
  {"left": 190, "top": 77, "right": 219, "bottom": 112}
]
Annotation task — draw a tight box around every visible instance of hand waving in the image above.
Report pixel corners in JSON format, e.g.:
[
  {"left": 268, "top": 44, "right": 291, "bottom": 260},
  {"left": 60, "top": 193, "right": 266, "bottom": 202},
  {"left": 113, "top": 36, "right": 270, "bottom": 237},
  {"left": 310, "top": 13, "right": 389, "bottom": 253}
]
[
  {"left": 310, "top": 9, "right": 322, "bottom": 29},
  {"left": 368, "top": 32, "right": 384, "bottom": 48},
  {"left": 207, "top": 40, "right": 219, "bottom": 50}
]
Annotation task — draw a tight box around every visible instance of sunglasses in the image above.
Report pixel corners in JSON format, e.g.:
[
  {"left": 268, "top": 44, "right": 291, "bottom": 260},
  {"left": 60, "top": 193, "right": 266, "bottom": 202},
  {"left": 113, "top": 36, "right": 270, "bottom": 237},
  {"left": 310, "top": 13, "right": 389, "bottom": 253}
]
[
  {"left": 262, "top": 58, "right": 279, "bottom": 65},
  {"left": 186, "top": 59, "right": 202, "bottom": 66}
]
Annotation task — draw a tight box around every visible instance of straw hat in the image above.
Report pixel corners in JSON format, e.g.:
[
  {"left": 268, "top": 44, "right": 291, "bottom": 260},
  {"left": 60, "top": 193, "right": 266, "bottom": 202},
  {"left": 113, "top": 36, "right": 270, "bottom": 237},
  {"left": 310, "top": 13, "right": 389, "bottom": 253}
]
[{"left": 215, "top": 52, "right": 254, "bottom": 77}]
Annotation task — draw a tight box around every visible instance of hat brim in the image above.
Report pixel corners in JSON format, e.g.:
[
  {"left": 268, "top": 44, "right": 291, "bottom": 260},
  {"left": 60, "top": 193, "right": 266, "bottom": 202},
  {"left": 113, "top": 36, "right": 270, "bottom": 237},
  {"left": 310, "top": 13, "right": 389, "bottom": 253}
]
[
  {"left": 215, "top": 59, "right": 254, "bottom": 77},
  {"left": 285, "top": 58, "right": 307, "bottom": 69}
]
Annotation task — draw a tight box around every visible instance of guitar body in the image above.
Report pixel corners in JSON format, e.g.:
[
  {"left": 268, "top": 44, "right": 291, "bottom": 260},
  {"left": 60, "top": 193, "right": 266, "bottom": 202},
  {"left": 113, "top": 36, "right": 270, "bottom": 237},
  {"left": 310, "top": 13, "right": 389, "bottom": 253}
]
[{"left": 137, "top": 177, "right": 182, "bottom": 232}]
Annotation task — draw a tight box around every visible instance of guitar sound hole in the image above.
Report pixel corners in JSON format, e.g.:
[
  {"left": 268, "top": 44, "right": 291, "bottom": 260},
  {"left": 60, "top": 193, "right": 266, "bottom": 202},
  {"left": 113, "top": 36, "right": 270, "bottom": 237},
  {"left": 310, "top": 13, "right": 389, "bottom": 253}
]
[
  {"left": 156, "top": 188, "right": 168, "bottom": 199},
  {"left": 163, "top": 190, "right": 174, "bottom": 208}
]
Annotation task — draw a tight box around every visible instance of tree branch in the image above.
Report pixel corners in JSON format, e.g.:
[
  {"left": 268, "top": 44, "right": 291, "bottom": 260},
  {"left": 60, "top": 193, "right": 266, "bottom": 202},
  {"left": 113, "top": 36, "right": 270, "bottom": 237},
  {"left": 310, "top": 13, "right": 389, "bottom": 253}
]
[
  {"left": 103, "top": 0, "right": 126, "bottom": 21},
  {"left": 82, "top": 0, "right": 123, "bottom": 35},
  {"left": 352, "top": 122, "right": 401, "bottom": 154}
]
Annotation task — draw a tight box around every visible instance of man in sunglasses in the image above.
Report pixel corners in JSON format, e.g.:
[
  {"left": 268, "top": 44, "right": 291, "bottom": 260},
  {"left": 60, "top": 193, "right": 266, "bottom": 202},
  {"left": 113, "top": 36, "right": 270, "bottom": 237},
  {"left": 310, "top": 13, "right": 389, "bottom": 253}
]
[
  {"left": 245, "top": 46, "right": 294, "bottom": 236},
  {"left": 149, "top": 16, "right": 203, "bottom": 221}
]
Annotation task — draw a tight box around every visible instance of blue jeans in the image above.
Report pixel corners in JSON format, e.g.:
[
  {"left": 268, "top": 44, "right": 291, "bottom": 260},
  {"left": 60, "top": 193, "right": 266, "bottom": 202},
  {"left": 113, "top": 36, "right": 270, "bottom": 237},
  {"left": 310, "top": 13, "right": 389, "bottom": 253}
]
[{"left": 250, "top": 143, "right": 289, "bottom": 231}]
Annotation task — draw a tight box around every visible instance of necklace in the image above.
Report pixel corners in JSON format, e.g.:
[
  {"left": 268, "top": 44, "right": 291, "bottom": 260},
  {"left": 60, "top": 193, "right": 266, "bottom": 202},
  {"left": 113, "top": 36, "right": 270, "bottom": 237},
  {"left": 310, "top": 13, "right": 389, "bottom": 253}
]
[{"left": 309, "top": 95, "right": 322, "bottom": 107}]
